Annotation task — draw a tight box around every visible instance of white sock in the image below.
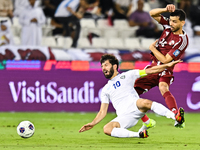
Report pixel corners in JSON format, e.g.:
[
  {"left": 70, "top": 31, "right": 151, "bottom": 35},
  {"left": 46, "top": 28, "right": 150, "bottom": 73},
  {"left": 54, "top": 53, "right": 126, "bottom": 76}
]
[
  {"left": 138, "top": 124, "right": 147, "bottom": 132},
  {"left": 144, "top": 119, "right": 150, "bottom": 125},
  {"left": 111, "top": 127, "right": 139, "bottom": 138},
  {"left": 151, "top": 102, "right": 175, "bottom": 120}
]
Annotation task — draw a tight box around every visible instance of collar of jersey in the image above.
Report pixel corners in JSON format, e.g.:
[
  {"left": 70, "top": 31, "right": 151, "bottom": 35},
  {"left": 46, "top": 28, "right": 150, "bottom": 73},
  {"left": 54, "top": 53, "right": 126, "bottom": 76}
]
[{"left": 110, "top": 73, "right": 120, "bottom": 81}]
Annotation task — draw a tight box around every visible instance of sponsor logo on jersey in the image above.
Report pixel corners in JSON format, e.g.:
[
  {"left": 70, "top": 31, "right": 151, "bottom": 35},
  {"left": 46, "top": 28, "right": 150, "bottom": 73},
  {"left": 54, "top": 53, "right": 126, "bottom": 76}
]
[
  {"left": 169, "top": 40, "right": 175, "bottom": 45},
  {"left": 159, "top": 38, "right": 167, "bottom": 47},
  {"left": 173, "top": 50, "right": 180, "bottom": 57},
  {"left": 120, "top": 75, "right": 125, "bottom": 79}
]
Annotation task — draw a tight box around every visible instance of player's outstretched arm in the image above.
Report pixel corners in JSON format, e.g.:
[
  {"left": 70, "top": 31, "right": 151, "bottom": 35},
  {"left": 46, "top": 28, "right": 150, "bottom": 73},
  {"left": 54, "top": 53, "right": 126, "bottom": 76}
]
[
  {"left": 145, "top": 60, "right": 182, "bottom": 75},
  {"left": 149, "top": 4, "right": 175, "bottom": 23},
  {"left": 79, "top": 103, "right": 109, "bottom": 133},
  {"left": 149, "top": 40, "right": 173, "bottom": 63}
]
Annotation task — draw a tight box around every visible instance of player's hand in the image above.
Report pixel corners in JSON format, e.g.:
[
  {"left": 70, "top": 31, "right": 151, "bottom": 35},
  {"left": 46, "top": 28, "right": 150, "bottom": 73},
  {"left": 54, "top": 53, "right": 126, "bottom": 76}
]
[
  {"left": 141, "top": 22, "right": 149, "bottom": 27},
  {"left": 79, "top": 123, "right": 94, "bottom": 133},
  {"left": 149, "top": 39, "right": 158, "bottom": 51},
  {"left": 166, "top": 4, "right": 175, "bottom": 13},
  {"left": 31, "top": 18, "right": 37, "bottom": 22},
  {"left": 167, "top": 59, "right": 183, "bottom": 67}
]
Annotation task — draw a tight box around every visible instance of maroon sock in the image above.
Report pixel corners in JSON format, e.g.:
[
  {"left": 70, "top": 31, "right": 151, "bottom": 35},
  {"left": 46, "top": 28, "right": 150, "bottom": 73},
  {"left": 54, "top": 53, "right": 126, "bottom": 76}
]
[{"left": 163, "top": 91, "right": 178, "bottom": 114}]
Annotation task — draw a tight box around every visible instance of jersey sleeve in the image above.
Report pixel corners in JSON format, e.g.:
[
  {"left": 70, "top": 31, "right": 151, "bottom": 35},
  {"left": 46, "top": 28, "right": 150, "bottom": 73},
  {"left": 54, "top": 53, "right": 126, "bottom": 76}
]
[
  {"left": 167, "top": 35, "right": 189, "bottom": 60},
  {"left": 100, "top": 87, "right": 110, "bottom": 104},
  {"left": 125, "top": 70, "right": 142, "bottom": 80},
  {"left": 159, "top": 15, "right": 170, "bottom": 28}
]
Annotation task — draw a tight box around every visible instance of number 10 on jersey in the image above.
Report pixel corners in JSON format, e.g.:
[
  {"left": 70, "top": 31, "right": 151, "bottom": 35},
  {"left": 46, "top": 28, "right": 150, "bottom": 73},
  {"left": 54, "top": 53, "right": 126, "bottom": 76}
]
[{"left": 113, "top": 81, "right": 121, "bottom": 89}]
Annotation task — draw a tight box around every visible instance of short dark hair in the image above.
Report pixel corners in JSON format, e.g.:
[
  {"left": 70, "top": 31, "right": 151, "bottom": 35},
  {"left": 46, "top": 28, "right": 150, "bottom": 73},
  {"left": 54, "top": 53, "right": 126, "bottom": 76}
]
[
  {"left": 170, "top": 9, "right": 186, "bottom": 21},
  {"left": 100, "top": 54, "right": 119, "bottom": 70}
]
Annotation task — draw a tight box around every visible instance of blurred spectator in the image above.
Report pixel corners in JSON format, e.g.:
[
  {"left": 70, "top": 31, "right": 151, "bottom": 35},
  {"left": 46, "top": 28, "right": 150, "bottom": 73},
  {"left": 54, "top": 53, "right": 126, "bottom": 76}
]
[
  {"left": 42, "top": 0, "right": 63, "bottom": 18},
  {"left": 19, "top": 0, "right": 46, "bottom": 46},
  {"left": 97, "top": 0, "right": 113, "bottom": 18},
  {"left": 81, "top": 0, "right": 99, "bottom": 18},
  {"left": 158, "top": 0, "right": 174, "bottom": 7},
  {"left": 178, "top": 0, "right": 191, "bottom": 16},
  {"left": 50, "top": 17, "right": 64, "bottom": 36},
  {"left": 112, "top": 0, "right": 133, "bottom": 20},
  {"left": 177, "top": 0, "right": 193, "bottom": 38},
  {"left": 54, "top": 0, "right": 86, "bottom": 47},
  {"left": 80, "top": 0, "right": 108, "bottom": 19},
  {"left": 183, "top": 18, "right": 194, "bottom": 38},
  {"left": 128, "top": 0, "right": 162, "bottom": 38},
  {"left": 13, "top": 0, "right": 29, "bottom": 17},
  {"left": 0, "top": 0, "right": 13, "bottom": 18},
  {"left": 190, "top": 0, "right": 200, "bottom": 26},
  {"left": 0, "top": 20, "right": 14, "bottom": 45},
  {"left": 194, "top": 26, "right": 200, "bottom": 36}
]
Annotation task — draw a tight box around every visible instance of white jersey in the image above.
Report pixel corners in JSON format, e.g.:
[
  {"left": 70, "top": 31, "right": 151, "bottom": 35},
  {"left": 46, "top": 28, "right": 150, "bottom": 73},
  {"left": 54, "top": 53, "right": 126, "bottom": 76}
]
[
  {"left": 54, "top": 0, "right": 80, "bottom": 17},
  {"left": 101, "top": 70, "right": 141, "bottom": 116}
]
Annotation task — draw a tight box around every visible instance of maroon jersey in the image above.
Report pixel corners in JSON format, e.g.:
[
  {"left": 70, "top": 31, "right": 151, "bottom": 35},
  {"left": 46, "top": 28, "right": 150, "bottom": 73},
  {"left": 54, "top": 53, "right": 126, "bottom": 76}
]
[{"left": 150, "top": 15, "right": 189, "bottom": 72}]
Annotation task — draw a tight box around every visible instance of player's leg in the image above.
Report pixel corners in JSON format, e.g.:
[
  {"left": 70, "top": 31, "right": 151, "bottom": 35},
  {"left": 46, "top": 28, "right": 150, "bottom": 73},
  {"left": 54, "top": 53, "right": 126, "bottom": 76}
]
[
  {"left": 158, "top": 78, "right": 185, "bottom": 127},
  {"left": 105, "top": 112, "right": 148, "bottom": 138},
  {"left": 134, "top": 75, "right": 158, "bottom": 130},
  {"left": 136, "top": 98, "right": 184, "bottom": 122},
  {"left": 159, "top": 77, "right": 178, "bottom": 114},
  {"left": 104, "top": 121, "right": 141, "bottom": 138}
]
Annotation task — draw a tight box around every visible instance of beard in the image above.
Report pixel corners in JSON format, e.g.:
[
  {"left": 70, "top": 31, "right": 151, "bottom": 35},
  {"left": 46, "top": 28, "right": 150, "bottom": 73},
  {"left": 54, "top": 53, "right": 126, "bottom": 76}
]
[
  {"left": 103, "top": 66, "right": 114, "bottom": 79},
  {"left": 171, "top": 26, "right": 180, "bottom": 33}
]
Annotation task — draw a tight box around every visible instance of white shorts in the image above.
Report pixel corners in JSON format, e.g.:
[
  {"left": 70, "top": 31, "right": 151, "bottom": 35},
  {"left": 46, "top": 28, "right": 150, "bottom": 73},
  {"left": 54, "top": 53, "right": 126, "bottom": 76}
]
[{"left": 111, "top": 110, "right": 145, "bottom": 129}]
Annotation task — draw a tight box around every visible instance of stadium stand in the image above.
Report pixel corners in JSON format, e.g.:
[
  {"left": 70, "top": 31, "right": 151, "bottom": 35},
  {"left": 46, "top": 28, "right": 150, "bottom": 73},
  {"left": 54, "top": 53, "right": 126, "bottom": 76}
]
[{"left": 0, "top": 0, "right": 198, "bottom": 62}]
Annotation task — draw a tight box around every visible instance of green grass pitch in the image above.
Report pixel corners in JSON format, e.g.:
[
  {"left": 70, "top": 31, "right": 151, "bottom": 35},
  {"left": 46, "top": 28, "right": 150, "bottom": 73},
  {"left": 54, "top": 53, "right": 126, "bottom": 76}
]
[{"left": 0, "top": 112, "right": 199, "bottom": 150}]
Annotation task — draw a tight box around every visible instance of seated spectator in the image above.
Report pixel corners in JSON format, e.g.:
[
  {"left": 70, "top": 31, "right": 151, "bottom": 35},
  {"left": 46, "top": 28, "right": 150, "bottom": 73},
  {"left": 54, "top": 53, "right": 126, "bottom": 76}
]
[
  {"left": 129, "top": 0, "right": 162, "bottom": 38},
  {"left": 19, "top": 0, "right": 46, "bottom": 46},
  {"left": 54, "top": 0, "right": 86, "bottom": 48},
  {"left": 13, "top": 0, "right": 29, "bottom": 17},
  {"left": 0, "top": 0, "right": 13, "bottom": 18},
  {"left": 42, "top": 0, "right": 63, "bottom": 18},
  {"left": 0, "top": 20, "right": 14, "bottom": 46},
  {"left": 112, "top": 0, "right": 133, "bottom": 20}
]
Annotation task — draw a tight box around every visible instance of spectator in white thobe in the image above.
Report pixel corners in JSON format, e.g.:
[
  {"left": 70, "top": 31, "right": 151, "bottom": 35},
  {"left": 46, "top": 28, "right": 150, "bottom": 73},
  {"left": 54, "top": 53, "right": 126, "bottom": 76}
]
[
  {"left": 19, "top": 0, "right": 46, "bottom": 46},
  {"left": 13, "top": 0, "right": 29, "bottom": 17},
  {"left": 0, "top": 20, "right": 14, "bottom": 46}
]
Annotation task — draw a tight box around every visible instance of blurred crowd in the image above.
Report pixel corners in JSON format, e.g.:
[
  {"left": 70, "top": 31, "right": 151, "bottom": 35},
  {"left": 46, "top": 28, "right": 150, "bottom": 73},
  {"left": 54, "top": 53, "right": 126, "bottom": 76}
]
[{"left": 0, "top": 0, "right": 200, "bottom": 52}]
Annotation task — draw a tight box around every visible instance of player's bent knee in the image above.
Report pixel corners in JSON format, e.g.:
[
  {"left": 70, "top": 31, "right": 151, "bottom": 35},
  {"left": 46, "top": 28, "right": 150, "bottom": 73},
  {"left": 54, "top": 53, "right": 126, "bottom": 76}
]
[
  {"left": 137, "top": 99, "right": 152, "bottom": 112},
  {"left": 103, "top": 125, "right": 112, "bottom": 136},
  {"left": 142, "top": 99, "right": 152, "bottom": 109},
  {"left": 103, "top": 122, "right": 120, "bottom": 136}
]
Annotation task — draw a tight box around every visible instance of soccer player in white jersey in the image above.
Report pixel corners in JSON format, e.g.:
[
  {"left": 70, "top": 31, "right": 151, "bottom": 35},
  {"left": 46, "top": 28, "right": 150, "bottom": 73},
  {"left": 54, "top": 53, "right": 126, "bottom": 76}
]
[{"left": 79, "top": 54, "right": 185, "bottom": 138}]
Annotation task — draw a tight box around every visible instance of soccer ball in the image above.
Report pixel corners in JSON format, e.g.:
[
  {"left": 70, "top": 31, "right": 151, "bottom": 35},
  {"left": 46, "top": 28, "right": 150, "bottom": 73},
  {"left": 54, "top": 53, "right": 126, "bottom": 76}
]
[{"left": 17, "top": 121, "right": 35, "bottom": 138}]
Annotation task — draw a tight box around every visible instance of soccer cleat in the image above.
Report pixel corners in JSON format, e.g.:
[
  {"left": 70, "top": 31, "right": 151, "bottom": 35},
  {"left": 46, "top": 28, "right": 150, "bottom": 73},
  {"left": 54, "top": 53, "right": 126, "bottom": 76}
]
[
  {"left": 175, "top": 107, "right": 185, "bottom": 124},
  {"left": 174, "top": 122, "right": 185, "bottom": 128},
  {"left": 139, "top": 130, "right": 149, "bottom": 138},
  {"left": 138, "top": 119, "right": 156, "bottom": 132}
]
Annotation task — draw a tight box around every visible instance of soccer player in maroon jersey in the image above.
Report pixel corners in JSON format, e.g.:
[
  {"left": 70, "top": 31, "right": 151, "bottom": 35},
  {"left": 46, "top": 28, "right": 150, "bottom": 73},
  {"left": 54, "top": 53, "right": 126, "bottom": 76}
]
[{"left": 135, "top": 4, "right": 188, "bottom": 131}]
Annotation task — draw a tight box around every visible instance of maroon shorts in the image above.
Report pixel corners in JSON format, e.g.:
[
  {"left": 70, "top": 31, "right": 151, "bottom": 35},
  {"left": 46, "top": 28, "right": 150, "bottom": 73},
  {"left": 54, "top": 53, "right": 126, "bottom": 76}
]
[{"left": 134, "top": 69, "right": 174, "bottom": 92}]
